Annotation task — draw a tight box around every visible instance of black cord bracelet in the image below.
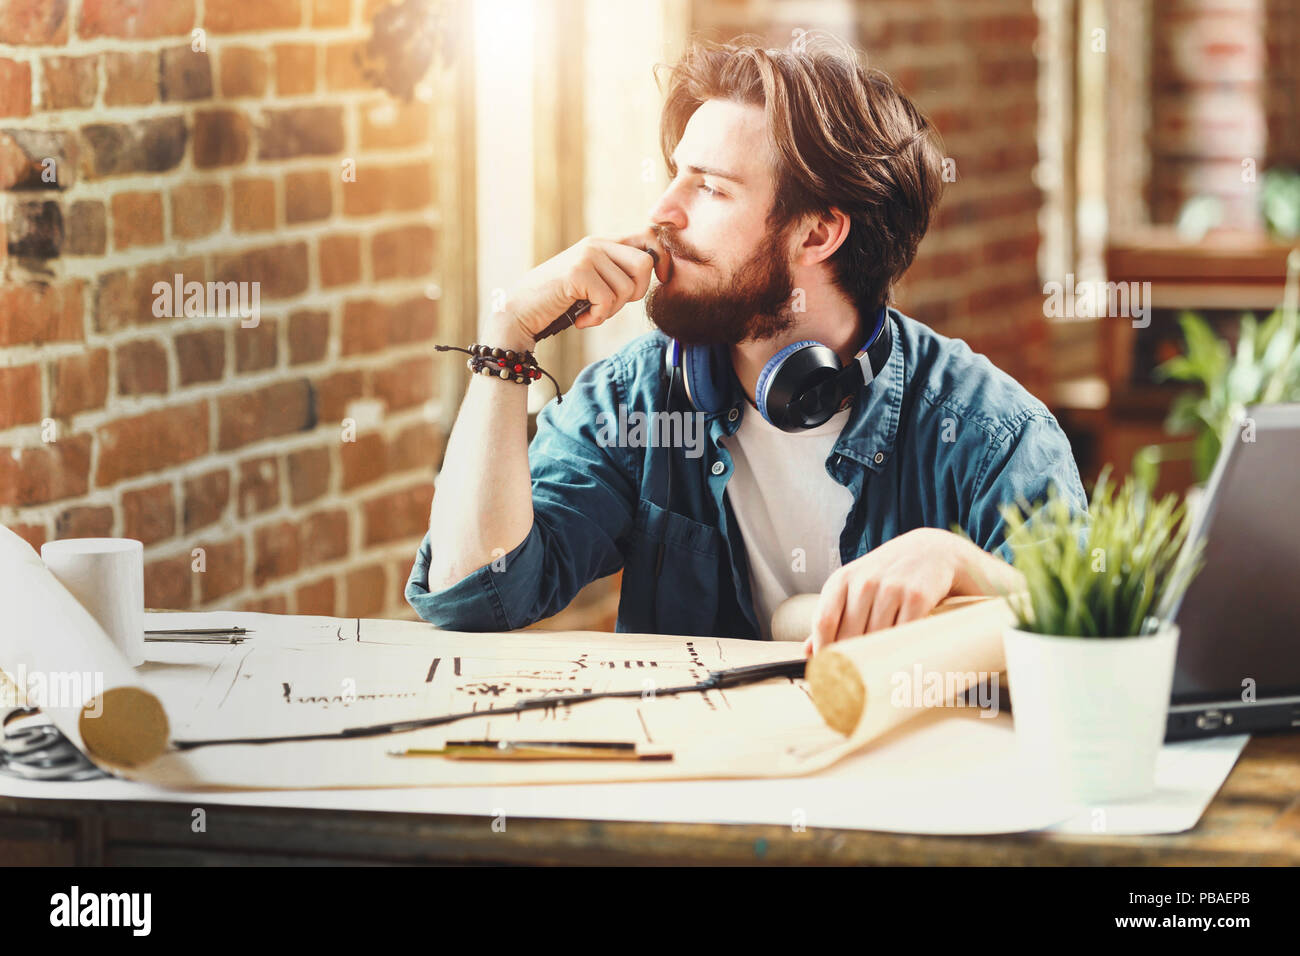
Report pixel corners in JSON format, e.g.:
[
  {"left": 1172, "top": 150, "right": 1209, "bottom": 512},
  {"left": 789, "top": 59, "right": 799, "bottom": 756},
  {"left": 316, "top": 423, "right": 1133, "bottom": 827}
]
[{"left": 434, "top": 343, "right": 564, "bottom": 403}]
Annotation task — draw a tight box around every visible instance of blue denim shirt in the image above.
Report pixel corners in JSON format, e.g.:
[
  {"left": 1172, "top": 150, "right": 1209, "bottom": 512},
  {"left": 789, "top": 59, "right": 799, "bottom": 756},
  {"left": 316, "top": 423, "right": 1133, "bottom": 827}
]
[{"left": 406, "top": 309, "right": 1087, "bottom": 639}]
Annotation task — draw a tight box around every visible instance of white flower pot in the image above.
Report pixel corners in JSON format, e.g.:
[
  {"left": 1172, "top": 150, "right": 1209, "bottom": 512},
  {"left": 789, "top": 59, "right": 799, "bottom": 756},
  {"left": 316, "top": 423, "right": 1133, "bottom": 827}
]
[{"left": 1002, "top": 621, "right": 1180, "bottom": 804}]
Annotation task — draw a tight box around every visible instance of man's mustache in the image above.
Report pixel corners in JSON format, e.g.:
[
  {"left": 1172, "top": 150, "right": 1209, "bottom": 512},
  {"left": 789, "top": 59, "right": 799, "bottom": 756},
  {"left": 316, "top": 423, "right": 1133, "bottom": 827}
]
[{"left": 653, "top": 227, "right": 712, "bottom": 265}]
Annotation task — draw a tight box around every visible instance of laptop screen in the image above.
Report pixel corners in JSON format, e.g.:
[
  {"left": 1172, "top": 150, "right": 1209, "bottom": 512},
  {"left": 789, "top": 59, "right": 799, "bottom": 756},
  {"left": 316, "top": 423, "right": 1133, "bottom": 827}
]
[{"left": 1170, "top": 404, "right": 1300, "bottom": 705}]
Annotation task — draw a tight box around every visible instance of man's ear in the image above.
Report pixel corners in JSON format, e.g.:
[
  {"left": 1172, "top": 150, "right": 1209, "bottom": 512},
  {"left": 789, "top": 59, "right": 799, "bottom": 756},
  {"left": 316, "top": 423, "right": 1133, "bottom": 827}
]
[{"left": 796, "top": 207, "right": 851, "bottom": 266}]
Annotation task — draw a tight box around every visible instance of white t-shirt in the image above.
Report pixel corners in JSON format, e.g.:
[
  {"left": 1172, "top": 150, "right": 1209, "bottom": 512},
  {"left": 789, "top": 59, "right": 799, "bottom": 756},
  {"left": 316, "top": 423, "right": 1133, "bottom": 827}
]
[{"left": 721, "top": 403, "right": 855, "bottom": 641}]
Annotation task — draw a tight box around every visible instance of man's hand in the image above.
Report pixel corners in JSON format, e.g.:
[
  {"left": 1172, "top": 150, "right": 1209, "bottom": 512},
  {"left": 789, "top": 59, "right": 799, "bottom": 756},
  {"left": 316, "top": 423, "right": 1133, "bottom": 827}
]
[
  {"left": 802, "top": 528, "right": 1023, "bottom": 656},
  {"left": 500, "top": 231, "right": 670, "bottom": 342}
]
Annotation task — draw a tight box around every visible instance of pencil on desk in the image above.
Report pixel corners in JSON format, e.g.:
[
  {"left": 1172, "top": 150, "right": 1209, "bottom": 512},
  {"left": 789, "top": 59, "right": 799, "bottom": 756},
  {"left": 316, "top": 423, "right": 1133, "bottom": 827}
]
[{"left": 387, "top": 740, "right": 674, "bottom": 761}]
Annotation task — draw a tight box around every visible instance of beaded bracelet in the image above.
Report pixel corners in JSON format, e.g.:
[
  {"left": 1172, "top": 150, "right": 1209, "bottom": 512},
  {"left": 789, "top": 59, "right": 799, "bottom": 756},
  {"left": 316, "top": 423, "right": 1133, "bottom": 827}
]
[{"left": 434, "top": 343, "right": 565, "bottom": 402}]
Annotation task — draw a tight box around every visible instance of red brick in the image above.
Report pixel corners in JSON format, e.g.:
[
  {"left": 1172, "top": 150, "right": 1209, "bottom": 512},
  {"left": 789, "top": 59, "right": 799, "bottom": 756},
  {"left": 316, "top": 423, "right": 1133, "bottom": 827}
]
[
  {"left": 371, "top": 355, "right": 434, "bottom": 411},
  {"left": 273, "top": 43, "right": 315, "bottom": 95},
  {"left": 324, "top": 41, "right": 364, "bottom": 90},
  {"left": 102, "top": 50, "right": 157, "bottom": 105},
  {"left": 160, "top": 45, "right": 211, "bottom": 101},
  {"left": 301, "top": 508, "right": 347, "bottom": 566},
  {"left": 343, "top": 563, "right": 387, "bottom": 617},
  {"left": 0, "top": 0, "right": 70, "bottom": 44},
  {"left": 0, "top": 363, "right": 41, "bottom": 428},
  {"left": 388, "top": 294, "right": 437, "bottom": 345},
  {"left": 65, "top": 200, "right": 106, "bottom": 255},
  {"left": 237, "top": 455, "right": 279, "bottom": 517},
  {"left": 41, "top": 54, "right": 98, "bottom": 110},
  {"left": 193, "top": 109, "right": 250, "bottom": 168},
  {"left": 0, "top": 432, "right": 92, "bottom": 506},
  {"left": 313, "top": 369, "right": 362, "bottom": 422},
  {"left": 362, "top": 482, "right": 434, "bottom": 546},
  {"left": 110, "top": 191, "right": 164, "bottom": 250},
  {"left": 145, "top": 554, "right": 192, "bottom": 609},
  {"left": 253, "top": 519, "right": 299, "bottom": 586},
  {"left": 194, "top": 536, "right": 244, "bottom": 603},
  {"left": 311, "top": 0, "right": 349, "bottom": 28},
  {"left": 319, "top": 234, "right": 360, "bottom": 287},
  {"left": 174, "top": 328, "right": 225, "bottom": 384},
  {"left": 340, "top": 299, "right": 388, "bottom": 355},
  {"left": 0, "top": 59, "right": 32, "bottom": 118},
  {"left": 122, "top": 481, "right": 174, "bottom": 545},
  {"left": 232, "top": 177, "right": 275, "bottom": 232},
  {"left": 95, "top": 401, "right": 208, "bottom": 486},
  {"left": 212, "top": 242, "right": 309, "bottom": 299},
  {"left": 54, "top": 505, "right": 114, "bottom": 538},
  {"left": 218, "top": 47, "right": 268, "bottom": 98},
  {"left": 182, "top": 468, "right": 229, "bottom": 533},
  {"left": 287, "top": 445, "right": 329, "bottom": 505},
  {"left": 340, "top": 431, "right": 385, "bottom": 490},
  {"left": 94, "top": 257, "right": 204, "bottom": 333},
  {"left": 371, "top": 224, "right": 435, "bottom": 279},
  {"left": 342, "top": 162, "right": 434, "bottom": 216},
  {"left": 388, "top": 421, "right": 446, "bottom": 474},
  {"left": 235, "top": 317, "right": 277, "bottom": 372},
  {"left": 295, "top": 576, "right": 334, "bottom": 615},
  {"left": 206, "top": 0, "right": 302, "bottom": 32},
  {"left": 170, "top": 182, "right": 224, "bottom": 239},
  {"left": 216, "top": 379, "right": 313, "bottom": 450},
  {"left": 288, "top": 308, "right": 329, "bottom": 364},
  {"left": 115, "top": 338, "right": 168, "bottom": 396},
  {"left": 79, "top": 0, "right": 195, "bottom": 39},
  {"left": 0, "top": 280, "right": 82, "bottom": 345},
  {"left": 50, "top": 348, "right": 108, "bottom": 416},
  {"left": 7, "top": 198, "right": 62, "bottom": 258},
  {"left": 82, "top": 117, "right": 186, "bottom": 179},
  {"left": 284, "top": 168, "right": 331, "bottom": 223},
  {"left": 256, "top": 105, "right": 344, "bottom": 159}
]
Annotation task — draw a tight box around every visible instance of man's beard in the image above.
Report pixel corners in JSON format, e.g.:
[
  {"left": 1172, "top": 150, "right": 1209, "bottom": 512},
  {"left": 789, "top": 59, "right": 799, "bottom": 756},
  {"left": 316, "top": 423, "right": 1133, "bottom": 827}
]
[{"left": 646, "top": 223, "right": 798, "bottom": 346}]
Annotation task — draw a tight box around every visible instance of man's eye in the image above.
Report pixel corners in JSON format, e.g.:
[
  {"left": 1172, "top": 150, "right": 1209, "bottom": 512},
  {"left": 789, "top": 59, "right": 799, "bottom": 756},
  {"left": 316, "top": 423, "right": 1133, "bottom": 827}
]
[{"left": 698, "top": 184, "right": 720, "bottom": 197}]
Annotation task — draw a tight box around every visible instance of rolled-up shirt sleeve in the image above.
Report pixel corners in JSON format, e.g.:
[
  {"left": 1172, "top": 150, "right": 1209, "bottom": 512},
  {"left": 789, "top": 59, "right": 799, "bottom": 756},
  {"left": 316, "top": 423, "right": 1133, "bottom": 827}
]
[
  {"left": 967, "top": 412, "right": 1089, "bottom": 565},
  {"left": 405, "top": 353, "right": 638, "bottom": 631}
]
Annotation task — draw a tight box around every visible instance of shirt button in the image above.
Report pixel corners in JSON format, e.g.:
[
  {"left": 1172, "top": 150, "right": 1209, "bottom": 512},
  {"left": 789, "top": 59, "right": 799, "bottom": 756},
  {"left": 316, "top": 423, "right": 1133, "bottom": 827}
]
[
  {"left": 727, "top": 406, "right": 739, "bottom": 422},
  {"left": 711, "top": 461, "right": 726, "bottom": 476},
  {"left": 873, "top": 451, "right": 885, "bottom": 464}
]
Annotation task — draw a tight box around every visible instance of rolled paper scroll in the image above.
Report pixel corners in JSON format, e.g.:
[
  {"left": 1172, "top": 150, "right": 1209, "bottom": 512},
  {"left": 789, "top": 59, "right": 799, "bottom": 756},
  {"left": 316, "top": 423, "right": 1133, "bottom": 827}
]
[
  {"left": 804, "top": 594, "right": 1018, "bottom": 742},
  {"left": 0, "top": 525, "right": 169, "bottom": 769}
]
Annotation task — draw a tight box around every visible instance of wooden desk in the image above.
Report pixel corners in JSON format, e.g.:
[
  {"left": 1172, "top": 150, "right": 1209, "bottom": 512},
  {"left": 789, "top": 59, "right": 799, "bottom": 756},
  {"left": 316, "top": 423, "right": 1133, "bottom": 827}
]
[{"left": 2, "top": 732, "right": 1296, "bottom": 866}]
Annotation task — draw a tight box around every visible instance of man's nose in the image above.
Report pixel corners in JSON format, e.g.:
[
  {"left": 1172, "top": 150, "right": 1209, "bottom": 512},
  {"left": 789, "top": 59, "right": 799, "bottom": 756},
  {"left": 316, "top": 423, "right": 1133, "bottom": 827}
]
[{"left": 648, "top": 184, "right": 687, "bottom": 232}]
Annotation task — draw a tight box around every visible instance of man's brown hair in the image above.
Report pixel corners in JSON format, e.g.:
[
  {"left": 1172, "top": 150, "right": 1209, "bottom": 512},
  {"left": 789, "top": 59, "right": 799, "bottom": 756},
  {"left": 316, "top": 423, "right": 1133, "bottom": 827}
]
[{"left": 658, "top": 34, "right": 945, "bottom": 320}]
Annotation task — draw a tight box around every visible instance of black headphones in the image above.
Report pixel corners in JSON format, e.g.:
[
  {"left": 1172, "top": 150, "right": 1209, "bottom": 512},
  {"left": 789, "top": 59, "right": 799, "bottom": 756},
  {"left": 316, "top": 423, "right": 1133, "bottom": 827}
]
[{"left": 662, "top": 304, "right": 893, "bottom": 430}]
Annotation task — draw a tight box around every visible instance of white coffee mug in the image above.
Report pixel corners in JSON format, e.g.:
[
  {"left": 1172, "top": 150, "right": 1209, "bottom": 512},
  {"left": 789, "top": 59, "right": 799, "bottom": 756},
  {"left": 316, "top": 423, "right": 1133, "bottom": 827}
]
[{"left": 40, "top": 538, "right": 145, "bottom": 667}]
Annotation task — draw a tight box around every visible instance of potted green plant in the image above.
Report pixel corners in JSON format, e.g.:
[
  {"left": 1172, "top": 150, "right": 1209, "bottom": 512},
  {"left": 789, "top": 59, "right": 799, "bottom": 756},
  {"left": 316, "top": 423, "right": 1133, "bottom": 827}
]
[
  {"left": 994, "top": 470, "right": 1205, "bottom": 804},
  {"left": 1135, "top": 247, "right": 1300, "bottom": 491}
]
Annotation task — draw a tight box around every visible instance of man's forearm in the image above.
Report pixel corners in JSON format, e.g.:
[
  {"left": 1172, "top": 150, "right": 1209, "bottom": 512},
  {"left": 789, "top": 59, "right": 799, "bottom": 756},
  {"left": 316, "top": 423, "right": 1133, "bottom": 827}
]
[
  {"left": 951, "top": 534, "right": 1026, "bottom": 597},
  {"left": 425, "top": 314, "right": 538, "bottom": 591}
]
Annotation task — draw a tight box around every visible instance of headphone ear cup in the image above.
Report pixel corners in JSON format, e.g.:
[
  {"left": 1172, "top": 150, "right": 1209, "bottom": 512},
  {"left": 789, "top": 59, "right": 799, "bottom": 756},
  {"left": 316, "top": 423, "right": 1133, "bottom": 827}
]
[
  {"left": 680, "top": 343, "right": 730, "bottom": 416},
  {"left": 758, "top": 341, "right": 844, "bottom": 431},
  {"left": 755, "top": 340, "right": 821, "bottom": 427}
]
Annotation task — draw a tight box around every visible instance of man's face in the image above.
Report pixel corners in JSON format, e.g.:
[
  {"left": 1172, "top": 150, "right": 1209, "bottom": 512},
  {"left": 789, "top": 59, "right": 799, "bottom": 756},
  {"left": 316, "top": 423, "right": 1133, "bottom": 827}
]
[{"left": 646, "top": 99, "right": 798, "bottom": 346}]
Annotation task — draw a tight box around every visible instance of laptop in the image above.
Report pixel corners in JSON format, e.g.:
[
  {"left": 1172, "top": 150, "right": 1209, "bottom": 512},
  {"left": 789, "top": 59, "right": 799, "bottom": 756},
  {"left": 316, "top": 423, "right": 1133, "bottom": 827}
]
[{"left": 1164, "top": 403, "right": 1300, "bottom": 741}]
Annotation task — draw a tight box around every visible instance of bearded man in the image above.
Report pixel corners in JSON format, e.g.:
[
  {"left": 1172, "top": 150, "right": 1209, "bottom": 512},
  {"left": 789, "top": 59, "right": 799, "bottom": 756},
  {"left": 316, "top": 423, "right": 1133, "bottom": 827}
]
[{"left": 407, "top": 37, "right": 1086, "bottom": 650}]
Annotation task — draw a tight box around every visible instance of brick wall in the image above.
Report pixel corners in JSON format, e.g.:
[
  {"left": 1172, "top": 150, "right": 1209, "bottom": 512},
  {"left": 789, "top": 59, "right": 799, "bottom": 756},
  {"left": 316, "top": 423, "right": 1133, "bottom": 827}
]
[
  {"left": 0, "top": 0, "right": 449, "bottom": 619},
  {"left": 1150, "top": 0, "right": 1269, "bottom": 229},
  {"left": 693, "top": 0, "right": 1050, "bottom": 396}
]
